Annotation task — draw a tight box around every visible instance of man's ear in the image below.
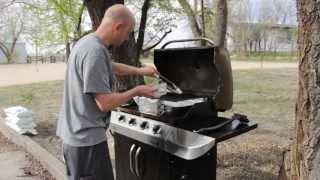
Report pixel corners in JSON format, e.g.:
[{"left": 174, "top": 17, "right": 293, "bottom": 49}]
[{"left": 114, "top": 22, "right": 123, "bottom": 31}]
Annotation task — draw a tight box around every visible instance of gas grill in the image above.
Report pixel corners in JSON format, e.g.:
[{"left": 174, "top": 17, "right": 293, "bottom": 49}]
[{"left": 110, "top": 38, "right": 257, "bottom": 180}]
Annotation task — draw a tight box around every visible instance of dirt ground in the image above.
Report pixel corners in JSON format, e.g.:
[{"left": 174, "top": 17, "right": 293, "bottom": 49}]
[
  {"left": 0, "top": 62, "right": 298, "bottom": 179},
  {"left": 0, "top": 61, "right": 297, "bottom": 87},
  {"left": 0, "top": 62, "right": 66, "bottom": 87},
  {"left": 0, "top": 132, "right": 55, "bottom": 180}
]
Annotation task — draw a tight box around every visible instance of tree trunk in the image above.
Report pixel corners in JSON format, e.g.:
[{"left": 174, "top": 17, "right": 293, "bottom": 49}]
[
  {"left": 193, "top": 0, "right": 198, "bottom": 12},
  {"left": 135, "top": 0, "right": 151, "bottom": 62},
  {"left": 178, "top": 0, "right": 202, "bottom": 38},
  {"left": 65, "top": 41, "right": 71, "bottom": 60},
  {"left": 279, "top": 1, "right": 320, "bottom": 180},
  {"left": 84, "top": 0, "right": 144, "bottom": 91},
  {"left": 0, "top": 42, "right": 11, "bottom": 63},
  {"left": 84, "top": 0, "right": 120, "bottom": 30},
  {"left": 214, "top": 0, "right": 228, "bottom": 48}
]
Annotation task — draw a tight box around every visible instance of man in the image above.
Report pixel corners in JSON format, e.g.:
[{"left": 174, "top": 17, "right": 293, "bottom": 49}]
[{"left": 56, "top": 4, "right": 158, "bottom": 180}]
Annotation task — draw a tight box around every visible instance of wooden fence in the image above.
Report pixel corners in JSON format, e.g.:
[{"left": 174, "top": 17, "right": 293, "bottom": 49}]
[{"left": 26, "top": 55, "right": 66, "bottom": 64}]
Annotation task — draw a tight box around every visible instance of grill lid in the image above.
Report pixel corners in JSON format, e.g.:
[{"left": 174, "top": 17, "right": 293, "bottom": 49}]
[{"left": 154, "top": 46, "right": 221, "bottom": 97}]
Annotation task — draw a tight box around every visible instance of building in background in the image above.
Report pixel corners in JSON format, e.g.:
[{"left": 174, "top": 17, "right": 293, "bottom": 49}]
[{"left": 227, "top": 22, "right": 298, "bottom": 53}]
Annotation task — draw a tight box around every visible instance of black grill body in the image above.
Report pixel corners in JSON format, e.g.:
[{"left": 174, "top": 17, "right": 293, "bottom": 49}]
[
  {"left": 114, "top": 134, "right": 217, "bottom": 180},
  {"left": 111, "top": 39, "right": 257, "bottom": 180}
]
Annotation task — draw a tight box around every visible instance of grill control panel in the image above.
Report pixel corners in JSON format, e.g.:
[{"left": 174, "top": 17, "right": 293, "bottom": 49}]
[
  {"left": 110, "top": 111, "right": 216, "bottom": 160},
  {"left": 113, "top": 111, "right": 163, "bottom": 135}
]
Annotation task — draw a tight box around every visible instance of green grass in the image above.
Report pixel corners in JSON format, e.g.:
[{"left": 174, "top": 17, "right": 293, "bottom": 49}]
[
  {"left": 0, "top": 81, "right": 63, "bottom": 109},
  {"left": 217, "top": 68, "right": 297, "bottom": 179},
  {"left": 0, "top": 69, "right": 297, "bottom": 129},
  {"left": 142, "top": 52, "right": 298, "bottom": 64},
  {"left": 0, "top": 81, "right": 64, "bottom": 137},
  {"left": 222, "top": 69, "right": 297, "bottom": 125}
]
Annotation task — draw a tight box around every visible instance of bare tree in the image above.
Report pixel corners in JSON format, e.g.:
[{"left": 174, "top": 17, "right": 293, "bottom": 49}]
[
  {"left": 272, "top": 0, "right": 296, "bottom": 25},
  {"left": 0, "top": 4, "right": 25, "bottom": 63},
  {"left": 228, "top": 0, "right": 255, "bottom": 54},
  {"left": 177, "top": 0, "right": 202, "bottom": 38},
  {"left": 279, "top": 1, "right": 320, "bottom": 179}
]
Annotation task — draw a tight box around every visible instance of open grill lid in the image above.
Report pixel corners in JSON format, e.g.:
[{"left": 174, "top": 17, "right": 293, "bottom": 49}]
[{"left": 154, "top": 39, "right": 222, "bottom": 97}]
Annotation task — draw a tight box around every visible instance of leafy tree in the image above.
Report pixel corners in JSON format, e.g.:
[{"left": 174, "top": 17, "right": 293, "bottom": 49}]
[{"left": 27, "top": 0, "right": 86, "bottom": 58}]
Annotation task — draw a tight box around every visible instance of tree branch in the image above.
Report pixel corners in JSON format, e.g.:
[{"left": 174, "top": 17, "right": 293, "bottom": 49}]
[
  {"left": 75, "top": 1, "right": 85, "bottom": 38},
  {"left": 142, "top": 29, "right": 172, "bottom": 53},
  {"left": 0, "top": 41, "right": 9, "bottom": 55},
  {"left": 0, "top": 0, "right": 15, "bottom": 10},
  {"left": 177, "top": 0, "right": 202, "bottom": 37}
]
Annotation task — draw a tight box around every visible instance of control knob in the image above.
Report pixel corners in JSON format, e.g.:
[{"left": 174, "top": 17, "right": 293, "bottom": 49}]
[
  {"left": 118, "top": 115, "right": 126, "bottom": 122},
  {"left": 128, "top": 118, "right": 137, "bottom": 126},
  {"left": 140, "top": 121, "right": 149, "bottom": 129},
  {"left": 152, "top": 125, "right": 162, "bottom": 134}
]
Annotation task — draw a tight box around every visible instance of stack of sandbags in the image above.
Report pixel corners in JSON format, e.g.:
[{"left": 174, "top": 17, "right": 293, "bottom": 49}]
[{"left": 3, "top": 106, "right": 38, "bottom": 135}]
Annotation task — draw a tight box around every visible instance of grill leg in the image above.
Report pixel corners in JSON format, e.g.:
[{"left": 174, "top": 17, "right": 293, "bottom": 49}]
[
  {"left": 213, "top": 145, "right": 217, "bottom": 180},
  {"left": 170, "top": 145, "right": 217, "bottom": 180}
]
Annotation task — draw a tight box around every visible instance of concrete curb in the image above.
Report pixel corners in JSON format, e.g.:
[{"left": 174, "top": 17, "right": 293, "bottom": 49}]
[{"left": 0, "top": 117, "right": 67, "bottom": 180}]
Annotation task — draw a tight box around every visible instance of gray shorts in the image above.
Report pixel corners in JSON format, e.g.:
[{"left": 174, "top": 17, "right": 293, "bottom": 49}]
[{"left": 63, "top": 141, "right": 114, "bottom": 180}]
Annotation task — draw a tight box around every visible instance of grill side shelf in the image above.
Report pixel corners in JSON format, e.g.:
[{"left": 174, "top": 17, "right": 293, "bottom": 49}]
[{"left": 202, "top": 122, "right": 258, "bottom": 143}]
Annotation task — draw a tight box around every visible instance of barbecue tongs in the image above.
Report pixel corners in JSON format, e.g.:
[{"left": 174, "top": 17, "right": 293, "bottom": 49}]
[{"left": 155, "top": 74, "right": 183, "bottom": 94}]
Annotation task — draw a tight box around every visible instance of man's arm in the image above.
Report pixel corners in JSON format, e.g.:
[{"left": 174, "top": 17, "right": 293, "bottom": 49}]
[
  {"left": 112, "top": 62, "right": 158, "bottom": 76},
  {"left": 95, "top": 85, "right": 157, "bottom": 112}
]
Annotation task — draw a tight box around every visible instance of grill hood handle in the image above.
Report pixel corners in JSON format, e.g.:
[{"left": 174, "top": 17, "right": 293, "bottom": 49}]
[
  {"left": 154, "top": 74, "right": 183, "bottom": 94},
  {"left": 161, "top": 38, "right": 215, "bottom": 49}
]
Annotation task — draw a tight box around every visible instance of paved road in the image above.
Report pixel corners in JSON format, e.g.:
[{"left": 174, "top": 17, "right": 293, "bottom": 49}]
[{"left": 0, "top": 61, "right": 297, "bottom": 87}]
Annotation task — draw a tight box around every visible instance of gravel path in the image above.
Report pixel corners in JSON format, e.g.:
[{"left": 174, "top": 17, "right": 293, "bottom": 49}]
[{"left": 0, "top": 61, "right": 297, "bottom": 87}]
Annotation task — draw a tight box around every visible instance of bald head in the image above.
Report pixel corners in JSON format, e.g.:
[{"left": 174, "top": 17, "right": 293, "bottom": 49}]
[
  {"left": 102, "top": 4, "right": 135, "bottom": 28},
  {"left": 95, "top": 4, "right": 135, "bottom": 46}
]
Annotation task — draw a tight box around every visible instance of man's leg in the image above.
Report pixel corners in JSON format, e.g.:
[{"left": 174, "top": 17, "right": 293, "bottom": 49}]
[{"left": 63, "top": 141, "right": 115, "bottom": 180}]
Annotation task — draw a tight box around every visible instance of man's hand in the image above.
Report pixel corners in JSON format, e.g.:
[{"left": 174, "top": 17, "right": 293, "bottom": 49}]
[
  {"left": 139, "top": 65, "right": 159, "bottom": 77},
  {"left": 94, "top": 84, "right": 158, "bottom": 112},
  {"left": 135, "top": 84, "right": 158, "bottom": 98}
]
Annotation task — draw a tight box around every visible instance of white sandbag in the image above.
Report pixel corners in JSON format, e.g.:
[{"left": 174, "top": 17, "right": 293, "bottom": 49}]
[
  {"left": 5, "top": 121, "right": 38, "bottom": 135},
  {"left": 5, "top": 120, "right": 36, "bottom": 129},
  {"left": 5, "top": 116, "right": 33, "bottom": 126},
  {"left": 3, "top": 106, "right": 37, "bottom": 135},
  {"left": 4, "top": 106, "right": 33, "bottom": 118}
]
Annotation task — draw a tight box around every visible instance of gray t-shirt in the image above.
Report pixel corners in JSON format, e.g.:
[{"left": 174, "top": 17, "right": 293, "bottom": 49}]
[{"left": 56, "top": 33, "right": 114, "bottom": 147}]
